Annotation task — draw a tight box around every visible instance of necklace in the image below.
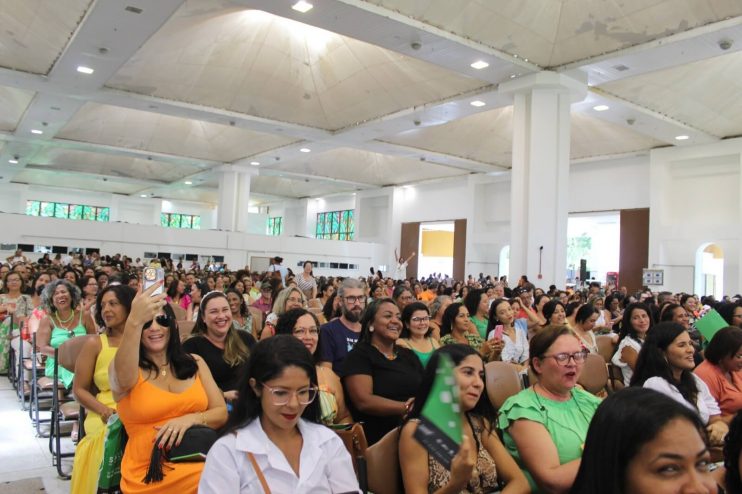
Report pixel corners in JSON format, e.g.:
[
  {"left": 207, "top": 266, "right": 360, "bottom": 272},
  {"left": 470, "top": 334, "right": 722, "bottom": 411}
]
[
  {"left": 159, "top": 362, "right": 170, "bottom": 377},
  {"left": 372, "top": 343, "right": 397, "bottom": 360},
  {"left": 55, "top": 310, "right": 75, "bottom": 325}
]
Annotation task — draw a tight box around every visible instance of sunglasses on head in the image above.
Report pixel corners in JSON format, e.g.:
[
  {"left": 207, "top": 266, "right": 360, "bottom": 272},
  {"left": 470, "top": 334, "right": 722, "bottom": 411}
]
[{"left": 143, "top": 314, "right": 171, "bottom": 330}]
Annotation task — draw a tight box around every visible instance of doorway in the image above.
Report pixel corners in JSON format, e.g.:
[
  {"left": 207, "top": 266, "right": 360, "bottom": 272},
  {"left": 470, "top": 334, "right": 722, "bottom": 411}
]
[
  {"left": 418, "top": 222, "right": 454, "bottom": 278},
  {"left": 695, "top": 243, "right": 724, "bottom": 297}
]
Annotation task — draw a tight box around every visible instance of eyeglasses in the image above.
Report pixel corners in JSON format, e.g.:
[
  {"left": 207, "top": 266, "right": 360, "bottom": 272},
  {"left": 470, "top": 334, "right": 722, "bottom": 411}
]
[
  {"left": 343, "top": 295, "right": 366, "bottom": 304},
  {"left": 541, "top": 351, "right": 588, "bottom": 365},
  {"left": 286, "top": 297, "right": 303, "bottom": 304},
  {"left": 292, "top": 327, "right": 319, "bottom": 337},
  {"left": 143, "top": 314, "right": 171, "bottom": 330},
  {"left": 398, "top": 295, "right": 414, "bottom": 301},
  {"left": 261, "top": 383, "right": 319, "bottom": 405},
  {"left": 411, "top": 316, "right": 430, "bottom": 323}
]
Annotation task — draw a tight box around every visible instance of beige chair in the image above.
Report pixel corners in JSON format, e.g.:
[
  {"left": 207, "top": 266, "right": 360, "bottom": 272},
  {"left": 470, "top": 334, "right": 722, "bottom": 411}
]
[
  {"left": 595, "top": 334, "right": 616, "bottom": 364},
  {"left": 248, "top": 307, "right": 263, "bottom": 332},
  {"left": 485, "top": 361, "right": 523, "bottom": 409},
  {"left": 178, "top": 320, "right": 196, "bottom": 341},
  {"left": 607, "top": 363, "right": 625, "bottom": 392},
  {"left": 577, "top": 353, "right": 609, "bottom": 395},
  {"left": 169, "top": 302, "right": 187, "bottom": 321},
  {"left": 365, "top": 427, "right": 402, "bottom": 494},
  {"left": 307, "top": 298, "right": 323, "bottom": 309}
]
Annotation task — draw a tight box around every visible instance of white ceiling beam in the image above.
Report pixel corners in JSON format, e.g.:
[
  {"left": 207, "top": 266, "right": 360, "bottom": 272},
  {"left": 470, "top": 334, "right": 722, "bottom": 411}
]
[
  {"left": 359, "top": 140, "right": 507, "bottom": 173},
  {"left": 21, "top": 165, "right": 168, "bottom": 188}
]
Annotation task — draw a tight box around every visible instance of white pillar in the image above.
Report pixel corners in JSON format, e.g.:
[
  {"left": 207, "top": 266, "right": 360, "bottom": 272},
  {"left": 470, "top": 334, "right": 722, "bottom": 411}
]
[
  {"left": 217, "top": 167, "right": 256, "bottom": 232},
  {"left": 500, "top": 71, "right": 586, "bottom": 288},
  {"left": 235, "top": 170, "right": 254, "bottom": 234}
]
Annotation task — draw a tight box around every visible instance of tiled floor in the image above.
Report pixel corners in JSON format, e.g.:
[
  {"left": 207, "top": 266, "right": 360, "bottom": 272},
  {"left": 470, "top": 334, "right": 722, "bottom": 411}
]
[{"left": 0, "top": 377, "right": 71, "bottom": 493}]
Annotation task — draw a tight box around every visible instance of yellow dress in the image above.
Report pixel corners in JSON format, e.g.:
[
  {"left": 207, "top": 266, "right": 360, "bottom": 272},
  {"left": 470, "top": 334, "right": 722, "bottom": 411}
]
[{"left": 70, "top": 334, "right": 118, "bottom": 493}]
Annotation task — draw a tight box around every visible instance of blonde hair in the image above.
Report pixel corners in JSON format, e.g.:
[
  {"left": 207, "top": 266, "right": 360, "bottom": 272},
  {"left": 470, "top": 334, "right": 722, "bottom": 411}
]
[
  {"left": 272, "top": 287, "right": 306, "bottom": 317},
  {"left": 194, "top": 292, "right": 249, "bottom": 367}
]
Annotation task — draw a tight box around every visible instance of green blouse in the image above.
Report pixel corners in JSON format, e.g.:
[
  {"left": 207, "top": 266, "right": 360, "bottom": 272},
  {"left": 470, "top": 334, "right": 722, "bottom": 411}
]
[
  {"left": 440, "top": 332, "right": 484, "bottom": 350},
  {"left": 497, "top": 387, "right": 601, "bottom": 493}
]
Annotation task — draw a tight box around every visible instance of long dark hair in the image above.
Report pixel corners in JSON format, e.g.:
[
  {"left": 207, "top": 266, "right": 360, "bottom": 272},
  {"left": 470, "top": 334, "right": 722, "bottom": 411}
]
[
  {"left": 140, "top": 303, "right": 197, "bottom": 380},
  {"left": 225, "top": 288, "right": 248, "bottom": 317},
  {"left": 725, "top": 411, "right": 742, "bottom": 494},
  {"left": 463, "top": 288, "right": 485, "bottom": 318},
  {"left": 571, "top": 387, "right": 707, "bottom": 494},
  {"left": 618, "top": 303, "right": 652, "bottom": 343},
  {"left": 322, "top": 291, "right": 339, "bottom": 321},
  {"left": 440, "top": 302, "right": 465, "bottom": 338},
  {"left": 275, "top": 308, "right": 322, "bottom": 363},
  {"left": 408, "top": 344, "right": 496, "bottom": 421},
  {"left": 486, "top": 298, "right": 511, "bottom": 332},
  {"left": 542, "top": 300, "right": 565, "bottom": 326},
  {"left": 221, "top": 336, "right": 320, "bottom": 435},
  {"left": 400, "top": 302, "right": 431, "bottom": 339},
  {"left": 94, "top": 285, "right": 135, "bottom": 328},
  {"left": 630, "top": 322, "right": 699, "bottom": 407}
]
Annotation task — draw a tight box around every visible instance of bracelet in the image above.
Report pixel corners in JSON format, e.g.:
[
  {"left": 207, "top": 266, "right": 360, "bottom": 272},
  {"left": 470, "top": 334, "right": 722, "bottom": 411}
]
[{"left": 200, "top": 412, "right": 207, "bottom": 425}]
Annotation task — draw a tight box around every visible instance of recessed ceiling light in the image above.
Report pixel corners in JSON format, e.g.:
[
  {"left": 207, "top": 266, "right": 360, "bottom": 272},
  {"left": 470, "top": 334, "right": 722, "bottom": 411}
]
[
  {"left": 300, "top": 148, "right": 311, "bottom": 153},
  {"left": 675, "top": 135, "right": 690, "bottom": 140},
  {"left": 31, "top": 129, "right": 43, "bottom": 134},
  {"left": 250, "top": 161, "right": 260, "bottom": 166},
  {"left": 8, "top": 159, "right": 18, "bottom": 164},
  {"left": 470, "top": 100, "right": 486, "bottom": 107},
  {"left": 184, "top": 181, "right": 193, "bottom": 185},
  {"left": 509, "top": 74, "right": 517, "bottom": 79},
  {"left": 593, "top": 105, "right": 610, "bottom": 112},
  {"left": 76, "top": 65, "right": 94, "bottom": 75},
  {"left": 140, "top": 194, "right": 147, "bottom": 198},
  {"left": 470, "top": 60, "right": 489, "bottom": 70},
  {"left": 292, "top": 1, "right": 313, "bottom": 13}
]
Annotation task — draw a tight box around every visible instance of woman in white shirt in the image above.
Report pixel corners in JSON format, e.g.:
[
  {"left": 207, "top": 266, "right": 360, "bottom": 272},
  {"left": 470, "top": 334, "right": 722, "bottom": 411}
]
[
  {"left": 199, "top": 335, "right": 360, "bottom": 493},
  {"left": 631, "top": 321, "right": 728, "bottom": 446},
  {"left": 486, "top": 298, "right": 529, "bottom": 369},
  {"left": 611, "top": 303, "right": 652, "bottom": 384}
]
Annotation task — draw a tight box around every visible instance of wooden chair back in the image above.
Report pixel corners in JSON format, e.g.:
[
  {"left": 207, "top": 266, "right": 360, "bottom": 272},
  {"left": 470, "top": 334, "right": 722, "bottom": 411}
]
[
  {"left": 248, "top": 307, "right": 263, "bottom": 331},
  {"left": 577, "top": 353, "right": 609, "bottom": 395},
  {"left": 307, "top": 298, "right": 323, "bottom": 309},
  {"left": 485, "top": 361, "right": 523, "bottom": 409},
  {"left": 178, "top": 320, "right": 196, "bottom": 341},
  {"left": 595, "top": 334, "right": 616, "bottom": 364},
  {"left": 169, "top": 302, "right": 187, "bottom": 321},
  {"left": 365, "top": 427, "right": 402, "bottom": 494}
]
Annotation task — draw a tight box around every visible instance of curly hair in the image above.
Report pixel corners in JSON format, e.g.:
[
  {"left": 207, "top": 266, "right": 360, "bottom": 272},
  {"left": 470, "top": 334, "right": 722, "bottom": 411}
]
[{"left": 41, "top": 279, "right": 82, "bottom": 313}]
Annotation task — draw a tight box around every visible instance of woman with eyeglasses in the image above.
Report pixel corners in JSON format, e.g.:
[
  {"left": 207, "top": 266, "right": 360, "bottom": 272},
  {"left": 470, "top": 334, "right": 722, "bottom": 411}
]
[
  {"left": 276, "top": 308, "right": 352, "bottom": 425},
  {"left": 396, "top": 302, "right": 441, "bottom": 367},
  {"left": 498, "top": 325, "right": 600, "bottom": 493},
  {"left": 199, "top": 335, "right": 360, "bottom": 493},
  {"left": 260, "top": 286, "right": 306, "bottom": 340},
  {"left": 111, "top": 282, "right": 227, "bottom": 494},
  {"left": 183, "top": 291, "right": 255, "bottom": 406}
]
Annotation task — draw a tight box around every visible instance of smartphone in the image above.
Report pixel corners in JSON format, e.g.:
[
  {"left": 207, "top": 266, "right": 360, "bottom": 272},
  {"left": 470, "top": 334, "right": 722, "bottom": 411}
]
[
  {"left": 488, "top": 324, "right": 504, "bottom": 341},
  {"left": 143, "top": 267, "right": 165, "bottom": 295}
]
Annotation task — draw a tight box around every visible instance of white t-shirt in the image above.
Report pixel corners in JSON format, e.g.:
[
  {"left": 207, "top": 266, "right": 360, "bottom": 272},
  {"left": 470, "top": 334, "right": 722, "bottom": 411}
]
[
  {"left": 493, "top": 318, "right": 529, "bottom": 364},
  {"left": 611, "top": 336, "right": 642, "bottom": 384},
  {"left": 643, "top": 375, "right": 721, "bottom": 424},
  {"left": 199, "top": 418, "right": 360, "bottom": 493},
  {"left": 395, "top": 261, "right": 408, "bottom": 281}
]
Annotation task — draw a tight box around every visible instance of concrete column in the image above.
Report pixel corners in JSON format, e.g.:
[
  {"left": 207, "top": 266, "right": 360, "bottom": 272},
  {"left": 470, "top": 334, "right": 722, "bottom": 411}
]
[
  {"left": 500, "top": 71, "right": 586, "bottom": 287},
  {"left": 217, "top": 167, "right": 257, "bottom": 232}
]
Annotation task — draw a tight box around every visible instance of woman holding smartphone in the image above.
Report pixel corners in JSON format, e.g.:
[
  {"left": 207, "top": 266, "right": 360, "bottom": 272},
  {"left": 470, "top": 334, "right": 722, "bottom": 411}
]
[{"left": 487, "top": 298, "right": 529, "bottom": 368}]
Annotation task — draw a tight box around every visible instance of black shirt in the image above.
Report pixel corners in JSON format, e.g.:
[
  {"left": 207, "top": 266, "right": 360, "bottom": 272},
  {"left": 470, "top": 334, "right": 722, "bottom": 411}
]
[
  {"left": 338, "top": 340, "right": 424, "bottom": 445},
  {"left": 182, "top": 332, "right": 255, "bottom": 392}
]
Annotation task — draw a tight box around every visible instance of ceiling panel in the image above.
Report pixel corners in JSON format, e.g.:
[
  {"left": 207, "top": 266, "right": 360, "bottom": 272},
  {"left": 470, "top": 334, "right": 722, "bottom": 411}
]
[
  {"left": 106, "top": 1, "right": 486, "bottom": 130},
  {"left": 383, "top": 107, "right": 514, "bottom": 166},
  {"left": 570, "top": 113, "right": 665, "bottom": 160},
  {"left": 0, "top": 0, "right": 92, "bottom": 74},
  {"left": 29, "top": 148, "right": 202, "bottom": 183},
  {"left": 0, "top": 86, "right": 35, "bottom": 131},
  {"left": 13, "top": 169, "right": 142, "bottom": 195},
  {"left": 363, "top": 0, "right": 742, "bottom": 67},
  {"left": 251, "top": 175, "right": 353, "bottom": 198},
  {"left": 148, "top": 187, "right": 220, "bottom": 204},
  {"left": 271, "top": 148, "right": 466, "bottom": 186},
  {"left": 600, "top": 50, "right": 742, "bottom": 138},
  {"left": 57, "top": 102, "right": 297, "bottom": 162}
]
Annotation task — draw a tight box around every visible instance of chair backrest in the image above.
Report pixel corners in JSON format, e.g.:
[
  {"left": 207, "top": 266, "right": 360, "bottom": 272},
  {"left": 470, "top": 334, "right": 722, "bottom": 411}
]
[
  {"left": 58, "top": 335, "right": 97, "bottom": 373},
  {"left": 365, "top": 427, "right": 402, "bottom": 494},
  {"left": 169, "top": 302, "right": 187, "bottom": 321},
  {"left": 178, "top": 320, "right": 196, "bottom": 341},
  {"left": 307, "top": 298, "right": 323, "bottom": 309},
  {"left": 607, "top": 363, "right": 625, "bottom": 392},
  {"left": 595, "top": 334, "right": 616, "bottom": 364},
  {"left": 248, "top": 307, "right": 263, "bottom": 331},
  {"left": 484, "top": 361, "right": 523, "bottom": 409},
  {"left": 577, "top": 353, "right": 609, "bottom": 395}
]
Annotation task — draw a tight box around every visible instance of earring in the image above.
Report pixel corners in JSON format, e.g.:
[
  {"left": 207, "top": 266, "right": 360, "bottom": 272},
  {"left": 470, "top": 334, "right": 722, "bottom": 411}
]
[{"left": 369, "top": 326, "right": 374, "bottom": 332}]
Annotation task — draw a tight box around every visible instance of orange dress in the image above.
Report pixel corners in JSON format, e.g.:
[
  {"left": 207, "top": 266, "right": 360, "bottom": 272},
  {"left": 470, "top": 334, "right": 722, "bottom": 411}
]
[{"left": 117, "top": 371, "right": 208, "bottom": 494}]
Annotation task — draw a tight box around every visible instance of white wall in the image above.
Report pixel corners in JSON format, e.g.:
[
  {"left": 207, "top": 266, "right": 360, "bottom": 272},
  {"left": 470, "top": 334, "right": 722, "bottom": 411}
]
[{"left": 569, "top": 155, "right": 650, "bottom": 212}]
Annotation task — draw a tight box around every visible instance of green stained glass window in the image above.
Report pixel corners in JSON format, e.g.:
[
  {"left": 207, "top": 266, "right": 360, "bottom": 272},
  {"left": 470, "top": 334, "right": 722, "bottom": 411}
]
[
  {"left": 181, "top": 215, "right": 192, "bottom": 228},
  {"left": 70, "top": 205, "right": 83, "bottom": 220},
  {"left": 192, "top": 216, "right": 201, "bottom": 229},
  {"left": 40, "top": 202, "right": 54, "bottom": 217},
  {"left": 169, "top": 214, "right": 182, "bottom": 228},
  {"left": 315, "top": 209, "right": 354, "bottom": 241},
  {"left": 26, "top": 201, "right": 40, "bottom": 216},
  {"left": 160, "top": 213, "right": 168, "bottom": 227},
  {"left": 54, "top": 203, "right": 69, "bottom": 219},
  {"left": 160, "top": 212, "right": 200, "bottom": 230},
  {"left": 82, "top": 206, "right": 95, "bottom": 220},
  {"left": 97, "top": 208, "right": 110, "bottom": 222},
  {"left": 266, "top": 217, "right": 283, "bottom": 236}
]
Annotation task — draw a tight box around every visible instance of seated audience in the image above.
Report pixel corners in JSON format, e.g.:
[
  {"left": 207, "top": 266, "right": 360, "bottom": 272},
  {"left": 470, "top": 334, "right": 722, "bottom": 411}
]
[
  {"left": 260, "top": 286, "right": 305, "bottom": 340},
  {"left": 226, "top": 288, "right": 257, "bottom": 335},
  {"left": 464, "top": 288, "right": 490, "bottom": 339},
  {"left": 275, "top": 308, "right": 351, "bottom": 425},
  {"left": 631, "top": 322, "right": 728, "bottom": 446},
  {"left": 400, "top": 344, "right": 530, "bottom": 494},
  {"left": 319, "top": 278, "right": 365, "bottom": 372},
  {"left": 199, "top": 336, "right": 360, "bottom": 493},
  {"left": 111, "top": 282, "right": 227, "bottom": 494},
  {"left": 487, "top": 298, "right": 529, "bottom": 367},
  {"left": 498, "top": 325, "right": 601, "bottom": 493},
  {"left": 340, "top": 298, "right": 424, "bottom": 445},
  {"left": 694, "top": 326, "right": 742, "bottom": 421},
  {"left": 542, "top": 300, "right": 567, "bottom": 327},
  {"left": 440, "top": 302, "right": 502, "bottom": 361},
  {"left": 396, "top": 301, "right": 440, "bottom": 367},
  {"left": 166, "top": 278, "right": 191, "bottom": 311},
  {"left": 572, "top": 387, "right": 718, "bottom": 494},
  {"left": 70, "top": 284, "right": 135, "bottom": 493},
  {"left": 427, "top": 295, "right": 452, "bottom": 340},
  {"left": 183, "top": 291, "right": 255, "bottom": 406},
  {"left": 611, "top": 303, "right": 652, "bottom": 384},
  {"left": 570, "top": 304, "right": 601, "bottom": 354}
]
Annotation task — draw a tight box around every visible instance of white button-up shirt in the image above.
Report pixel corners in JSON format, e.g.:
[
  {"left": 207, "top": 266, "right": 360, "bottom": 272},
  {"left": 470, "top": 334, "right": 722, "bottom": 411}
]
[{"left": 198, "top": 418, "right": 360, "bottom": 493}]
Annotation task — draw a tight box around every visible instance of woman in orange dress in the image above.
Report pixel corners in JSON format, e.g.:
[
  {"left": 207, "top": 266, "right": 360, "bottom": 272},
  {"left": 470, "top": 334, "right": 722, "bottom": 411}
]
[{"left": 111, "top": 282, "right": 227, "bottom": 494}]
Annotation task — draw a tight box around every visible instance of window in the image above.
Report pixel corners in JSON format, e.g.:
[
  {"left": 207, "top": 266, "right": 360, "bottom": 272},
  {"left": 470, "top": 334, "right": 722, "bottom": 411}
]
[
  {"left": 316, "top": 209, "right": 354, "bottom": 241},
  {"left": 160, "top": 212, "right": 201, "bottom": 229},
  {"left": 266, "top": 217, "right": 283, "bottom": 236},
  {"left": 25, "top": 200, "right": 109, "bottom": 222}
]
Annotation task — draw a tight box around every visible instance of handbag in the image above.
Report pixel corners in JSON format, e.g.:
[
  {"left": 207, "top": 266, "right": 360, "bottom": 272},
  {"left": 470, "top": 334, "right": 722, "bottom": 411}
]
[
  {"left": 143, "top": 425, "right": 217, "bottom": 483},
  {"left": 331, "top": 423, "right": 368, "bottom": 480},
  {"left": 98, "top": 415, "right": 127, "bottom": 494}
]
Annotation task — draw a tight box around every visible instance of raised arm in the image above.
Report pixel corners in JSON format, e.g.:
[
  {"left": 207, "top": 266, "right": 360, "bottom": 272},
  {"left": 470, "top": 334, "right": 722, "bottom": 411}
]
[
  {"left": 110, "top": 282, "right": 165, "bottom": 400},
  {"left": 405, "top": 252, "right": 416, "bottom": 263}
]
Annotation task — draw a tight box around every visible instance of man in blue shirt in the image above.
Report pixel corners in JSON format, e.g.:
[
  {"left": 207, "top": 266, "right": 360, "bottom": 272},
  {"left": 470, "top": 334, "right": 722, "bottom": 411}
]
[{"left": 319, "top": 278, "right": 365, "bottom": 372}]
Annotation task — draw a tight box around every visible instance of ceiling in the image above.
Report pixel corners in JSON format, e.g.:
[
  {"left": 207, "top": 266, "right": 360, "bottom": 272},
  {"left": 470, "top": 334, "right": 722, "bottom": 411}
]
[{"left": 0, "top": 0, "right": 740, "bottom": 206}]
